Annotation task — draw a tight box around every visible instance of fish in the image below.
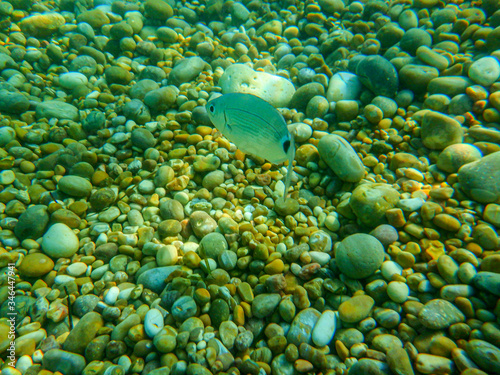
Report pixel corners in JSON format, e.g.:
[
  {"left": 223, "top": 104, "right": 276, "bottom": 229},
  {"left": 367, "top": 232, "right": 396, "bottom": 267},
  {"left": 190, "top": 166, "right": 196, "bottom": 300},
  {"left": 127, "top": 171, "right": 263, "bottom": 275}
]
[{"left": 206, "top": 92, "right": 295, "bottom": 196}]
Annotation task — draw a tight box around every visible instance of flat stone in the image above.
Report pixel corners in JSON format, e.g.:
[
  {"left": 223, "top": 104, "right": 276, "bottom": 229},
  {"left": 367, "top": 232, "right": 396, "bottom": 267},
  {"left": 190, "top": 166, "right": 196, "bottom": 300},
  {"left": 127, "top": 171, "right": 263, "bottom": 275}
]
[
  {"left": 287, "top": 308, "right": 321, "bottom": 346},
  {"left": 420, "top": 110, "right": 463, "bottom": 150},
  {"left": 36, "top": 100, "right": 79, "bottom": 121},
  {"left": 338, "top": 295, "right": 375, "bottom": 323},
  {"left": 14, "top": 205, "right": 49, "bottom": 240},
  {"left": 136, "top": 266, "right": 183, "bottom": 293},
  {"left": 18, "top": 253, "right": 54, "bottom": 277},
  {"left": 58, "top": 176, "right": 92, "bottom": 197},
  {"left": 350, "top": 183, "right": 400, "bottom": 227},
  {"left": 252, "top": 293, "right": 281, "bottom": 318}
]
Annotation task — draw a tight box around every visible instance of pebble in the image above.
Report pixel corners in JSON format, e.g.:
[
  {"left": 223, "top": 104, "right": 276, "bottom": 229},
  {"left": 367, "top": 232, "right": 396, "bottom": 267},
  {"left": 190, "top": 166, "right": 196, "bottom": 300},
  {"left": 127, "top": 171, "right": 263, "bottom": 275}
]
[
  {"left": 62, "top": 312, "right": 103, "bottom": 354},
  {"left": 36, "top": 101, "right": 79, "bottom": 121},
  {"left": 58, "top": 175, "right": 93, "bottom": 197},
  {"left": 219, "top": 63, "right": 295, "bottom": 107},
  {"left": 317, "top": 134, "right": 365, "bottom": 182},
  {"left": 41, "top": 349, "right": 86, "bottom": 375},
  {"left": 339, "top": 295, "right": 375, "bottom": 323},
  {"left": 418, "top": 299, "right": 465, "bottom": 329},
  {"left": 437, "top": 144, "right": 483, "bottom": 173},
  {"left": 327, "top": 72, "right": 362, "bottom": 102},
  {"left": 18, "top": 253, "right": 54, "bottom": 277},
  {"left": 287, "top": 308, "right": 321, "bottom": 346},
  {"left": 312, "top": 310, "right": 337, "bottom": 347},
  {"left": 356, "top": 55, "right": 399, "bottom": 97},
  {"left": 458, "top": 151, "right": 500, "bottom": 203},
  {"left": 42, "top": 223, "right": 80, "bottom": 258},
  {"left": 59, "top": 72, "right": 88, "bottom": 89},
  {"left": 252, "top": 293, "right": 281, "bottom": 318},
  {"left": 335, "top": 233, "right": 385, "bottom": 279},
  {"left": 468, "top": 57, "right": 500, "bottom": 86},
  {"left": 420, "top": 110, "right": 464, "bottom": 150},
  {"left": 350, "top": 183, "right": 400, "bottom": 227}
]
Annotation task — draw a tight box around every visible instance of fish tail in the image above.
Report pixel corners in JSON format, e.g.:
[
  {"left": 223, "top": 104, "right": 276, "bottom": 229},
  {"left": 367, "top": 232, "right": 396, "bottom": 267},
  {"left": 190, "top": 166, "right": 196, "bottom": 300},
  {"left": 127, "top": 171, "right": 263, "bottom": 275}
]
[{"left": 283, "top": 134, "right": 295, "bottom": 197}]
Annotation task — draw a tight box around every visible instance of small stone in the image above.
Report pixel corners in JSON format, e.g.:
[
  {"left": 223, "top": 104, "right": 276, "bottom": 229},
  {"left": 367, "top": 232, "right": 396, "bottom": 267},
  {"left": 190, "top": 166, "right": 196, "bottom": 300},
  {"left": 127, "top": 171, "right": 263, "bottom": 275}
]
[
  {"left": 58, "top": 175, "right": 92, "bottom": 197},
  {"left": 36, "top": 101, "right": 79, "bottom": 121},
  {"left": 484, "top": 204, "right": 500, "bottom": 228},
  {"left": 327, "top": 72, "right": 362, "bottom": 102},
  {"left": 14, "top": 205, "right": 49, "bottom": 240},
  {"left": 275, "top": 198, "right": 300, "bottom": 216},
  {"left": 169, "top": 57, "right": 207, "bottom": 86},
  {"left": 356, "top": 55, "right": 399, "bottom": 97},
  {"left": 252, "top": 293, "right": 281, "bottom": 318},
  {"left": 468, "top": 57, "right": 500, "bottom": 86},
  {"left": 318, "top": 134, "right": 365, "bottom": 182},
  {"left": 18, "top": 253, "right": 54, "bottom": 277},
  {"left": 287, "top": 308, "right": 321, "bottom": 346},
  {"left": 335, "top": 233, "right": 385, "bottom": 279},
  {"left": 144, "top": 0, "right": 173, "bottom": 20},
  {"left": 59, "top": 72, "right": 88, "bottom": 89},
  {"left": 199, "top": 232, "right": 228, "bottom": 260},
  {"left": 189, "top": 211, "right": 217, "bottom": 237},
  {"left": 136, "top": 266, "right": 182, "bottom": 294},
  {"left": 172, "top": 296, "right": 197, "bottom": 322},
  {"left": 338, "top": 295, "right": 375, "bottom": 323},
  {"left": 42, "top": 223, "right": 79, "bottom": 258},
  {"left": 20, "top": 12, "right": 65, "bottom": 37},
  {"left": 458, "top": 151, "right": 500, "bottom": 203},
  {"left": 473, "top": 272, "right": 500, "bottom": 296},
  {"left": 418, "top": 299, "right": 465, "bottom": 329},
  {"left": 209, "top": 298, "right": 229, "bottom": 328},
  {"left": 400, "top": 28, "right": 432, "bottom": 55},
  {"left": 437, "top": 144, "right": 482, "bottom": 173}
]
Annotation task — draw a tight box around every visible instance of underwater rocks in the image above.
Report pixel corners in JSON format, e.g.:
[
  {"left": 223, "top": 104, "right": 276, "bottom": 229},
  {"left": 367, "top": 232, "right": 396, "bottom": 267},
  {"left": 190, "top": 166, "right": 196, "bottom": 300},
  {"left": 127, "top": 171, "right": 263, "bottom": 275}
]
[
  {"left": 458, "top": 151, "right": 500, "bottom": 203},
  {"left": 219, "top": 63, "right": 295, "bottom": 107}
]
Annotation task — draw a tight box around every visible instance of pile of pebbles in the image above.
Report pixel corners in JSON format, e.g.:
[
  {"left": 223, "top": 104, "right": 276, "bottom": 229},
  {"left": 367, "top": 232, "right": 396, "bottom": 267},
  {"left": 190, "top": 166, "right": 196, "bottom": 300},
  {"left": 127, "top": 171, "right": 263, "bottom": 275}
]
[{"left": 0, "top": 0, "right": 499, "bottom": 374}]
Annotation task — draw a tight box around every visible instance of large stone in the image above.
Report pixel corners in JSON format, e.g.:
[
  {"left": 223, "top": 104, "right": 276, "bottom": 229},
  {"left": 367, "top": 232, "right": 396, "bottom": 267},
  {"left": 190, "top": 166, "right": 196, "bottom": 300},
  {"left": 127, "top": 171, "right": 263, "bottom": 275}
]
[
  {"left": 466, "top": 339, "right": 500, "bottom": 374},
  {"left": 63, "top": 312, "right": 103, "bottom": 354},
  {"left": 0, "top": 90, "right": 30, "bottom": 114},
  {"left": 42, "top": 349, "right": 86, "bottom": 375},
  {"left": 356, "top": 55, "right": 399, "bottom": 97},
  {"left": 18, "top": 253, "right": 54, "bottom": 277},
  {"left": 58, "top": 175, "right": 93, "bottom": 197},
  {"left": 42, "top": 223, "right": 80, "bottom": 258},
  {"left": 136, "top": 266, "right": 183, "bottom": 293},
  {"left": 420, "top": 110, "right": 464, "bottom": 150},
  {"left": 219, "top": 63, "right": 295, "bottom": 107},
  {"left": 335, "top": 234, "right": 385, "bottom": 279},
  {"left": 458, "top": 151, "right": 500, "bottom": 203},
  {"left": 36, "top": 100, "right": 79, "bottom": 121},
  {"left": 20, "top": 12, "right": 65, "bottom": 37},
  {"left": 14, "top": 205, "right": 49, "bottom": 240}
]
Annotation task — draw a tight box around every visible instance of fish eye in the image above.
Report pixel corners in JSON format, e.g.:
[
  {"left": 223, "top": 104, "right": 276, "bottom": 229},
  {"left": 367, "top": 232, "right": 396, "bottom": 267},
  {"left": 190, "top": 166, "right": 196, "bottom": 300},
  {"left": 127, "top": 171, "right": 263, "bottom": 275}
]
[
  {"left": 208, "top": 105, "right": 215, "bottom": 113},
  {"left": 283, "top": 140, "right": 291, "bottom": 153}
]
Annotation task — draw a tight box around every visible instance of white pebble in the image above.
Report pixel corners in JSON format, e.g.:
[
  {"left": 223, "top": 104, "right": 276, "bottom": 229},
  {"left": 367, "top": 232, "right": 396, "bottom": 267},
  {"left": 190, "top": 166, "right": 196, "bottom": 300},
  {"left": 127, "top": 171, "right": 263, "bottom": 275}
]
[
  {"left": 381, "top": 260, "right": 403, "bottom": 280},
  {"left": 312, "top": 310, "right": 337, "bottom": 347},
  {"left": 104, "top": 286, "right": 120, "bottom": 305},
  {"left": 387, "top": 281, "right": 410, "bottom": 303},
  {"left": 157, "top": 245, "right": 178, "bottom": 266},
  {"left": 66, "top": 262, "right": 88, "bottom": 277},
  {"left": 54, "top": 275, "right": 75, "bottom": 284},
  {"left": 16, "top": 355, "right": 33, "bottom": 373},
  {"left": 144, "top": 308, "right": 164, "bottom": 338},
  {"left": 309, "top": 251, "right": 331, "bottom": 266}
]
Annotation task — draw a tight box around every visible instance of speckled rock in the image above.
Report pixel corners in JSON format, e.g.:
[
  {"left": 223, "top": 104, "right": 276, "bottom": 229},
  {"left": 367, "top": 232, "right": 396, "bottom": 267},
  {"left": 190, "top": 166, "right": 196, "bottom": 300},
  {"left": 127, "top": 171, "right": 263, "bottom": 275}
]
[
  {"left": 36, "top": 101, "right": 79, "bottom": 121},
  {"left": 418, "top": 299, "right": 465, "bottom": 329},
  {"left": 458, "top": 151, "right": 500, "bottom": 203},
  {"left": 219, "top": 63, "right": 295, "bottom": 107},
  {"left": 350, "top": 183, "right": 400, "bottom": 227},
  {"left": 318, "top": 134, "right": 365, "bottom": 182},
  {"left": 189, "top": 211, "right": 217, "bottom": 238},
  {"left": 252, "top": 293, "right": 281, "bottom": 318},
  {"left": 20, "top": 12, "right": 65, "bottom": 37},
  {"left": 336, "top": 233, "right": 385, "bottom": 279}
]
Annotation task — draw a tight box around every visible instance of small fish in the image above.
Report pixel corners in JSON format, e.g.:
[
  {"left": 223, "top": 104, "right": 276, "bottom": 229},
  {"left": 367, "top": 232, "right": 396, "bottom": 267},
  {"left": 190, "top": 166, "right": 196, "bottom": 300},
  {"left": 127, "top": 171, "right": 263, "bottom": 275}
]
[{"left": 206, "top": 93, "right": 295, "bottom": 196}]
